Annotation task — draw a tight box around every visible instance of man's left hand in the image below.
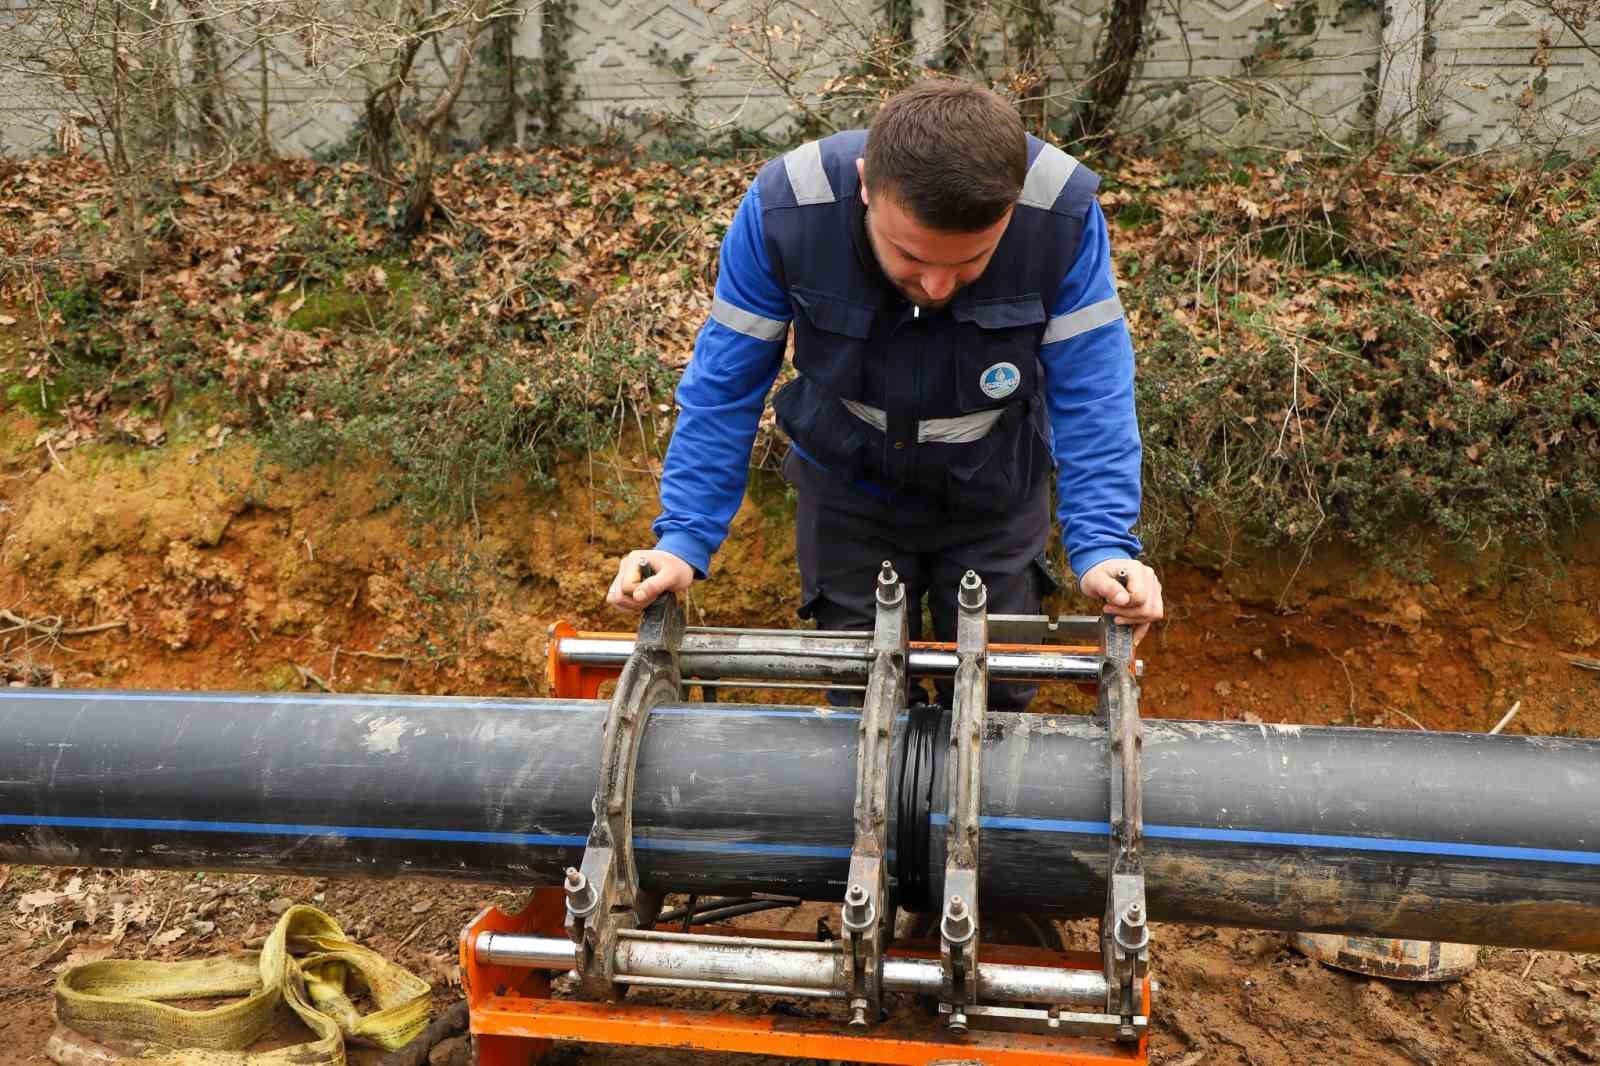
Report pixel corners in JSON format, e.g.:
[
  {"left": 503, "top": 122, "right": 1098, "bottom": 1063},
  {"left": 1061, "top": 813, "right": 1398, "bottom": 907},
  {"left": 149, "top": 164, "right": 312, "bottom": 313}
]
[{"left": 1080, "top": 559, "right": 1164, "bottom": 645}]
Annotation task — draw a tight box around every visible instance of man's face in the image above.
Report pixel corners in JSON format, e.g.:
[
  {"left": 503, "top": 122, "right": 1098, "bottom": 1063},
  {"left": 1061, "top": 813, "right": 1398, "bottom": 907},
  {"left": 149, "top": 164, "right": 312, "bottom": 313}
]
[{"left": 857, "top": 158, "right": 1013, "bottom": 310}]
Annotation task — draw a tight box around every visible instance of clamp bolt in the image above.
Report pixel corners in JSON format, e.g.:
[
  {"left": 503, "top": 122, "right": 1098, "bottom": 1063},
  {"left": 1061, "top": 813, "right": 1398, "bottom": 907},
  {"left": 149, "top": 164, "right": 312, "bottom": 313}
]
[
  {"left": 876, "top": 561, "right": 904, "bottom": 606},
  {"left": 843, "top": 883, "right": 875, "bottom": 931},
  {"left": 1114, "top": 900, "right": 1150, "bottom": 953},
  {"left": 941, "top": 894, "right": 974, "bottom": 943},
  {"left": 958, "top": 570, "right": 986, "bottom": 610},
  {"left": 564, "top": 867, "right": 596, "bottom": 915},
  {"left": 849, "top": 998, "right": 869, "bottom": 1028}
]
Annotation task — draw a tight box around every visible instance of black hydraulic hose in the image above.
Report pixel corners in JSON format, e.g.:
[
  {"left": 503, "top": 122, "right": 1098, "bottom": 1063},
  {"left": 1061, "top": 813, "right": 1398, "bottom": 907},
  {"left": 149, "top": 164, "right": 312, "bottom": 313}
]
[
  {"left": 674, "top": 900, "right": 801, "bottom": 926},
  {"left": 0, "top": 689, "right": 1594, "bottom": 951},
  {"left": 657, "top": 896, "right": 801, "bottom": 924},
  {"left": 658, "top": 896, "right": 741, "bottom": 924}
]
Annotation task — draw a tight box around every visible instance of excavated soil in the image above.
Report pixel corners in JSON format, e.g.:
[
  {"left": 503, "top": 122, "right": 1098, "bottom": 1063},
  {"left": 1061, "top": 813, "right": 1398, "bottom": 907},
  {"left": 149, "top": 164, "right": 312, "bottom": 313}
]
[{"left": 0, "top": 410, "right": 1596, "bottom": 1064}]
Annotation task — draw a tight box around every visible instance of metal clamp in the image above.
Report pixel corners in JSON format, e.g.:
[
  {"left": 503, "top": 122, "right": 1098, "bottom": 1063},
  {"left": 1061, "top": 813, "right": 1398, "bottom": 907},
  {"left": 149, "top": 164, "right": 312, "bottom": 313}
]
[
  {"left": 841, "top": 561, "right": 908, "bottom": 1028},
  {"left": 1097, "top": 577, "right": 1147, "bottom": 1041},
  {"left": 566, "top": 567, "right": 684, "bottom": 999},
  {"left": 939, "top": 571, "right": 987, "bottom": 1033}
]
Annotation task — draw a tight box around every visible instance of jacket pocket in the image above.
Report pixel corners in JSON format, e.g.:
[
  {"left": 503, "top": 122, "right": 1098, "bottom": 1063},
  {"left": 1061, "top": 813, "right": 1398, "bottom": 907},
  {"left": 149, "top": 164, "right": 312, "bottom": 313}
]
[
  {"left": 951, "top": 295, "right": 1046, "bottom": 413},
  {"left": 943, "top": 396, "right": 1054, "bottom": 512},
  {"left": 773, "top": 377, "right": 870, "bottom": 476},
  {"left": 790, "top": 286, "right": 875, "bottom": 398}
]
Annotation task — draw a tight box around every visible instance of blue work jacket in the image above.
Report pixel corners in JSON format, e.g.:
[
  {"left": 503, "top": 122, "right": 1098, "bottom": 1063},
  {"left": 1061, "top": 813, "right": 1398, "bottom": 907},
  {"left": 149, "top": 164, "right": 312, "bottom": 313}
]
[{"left": 652, "top": 131, "right": 1144, "bottom": 584}]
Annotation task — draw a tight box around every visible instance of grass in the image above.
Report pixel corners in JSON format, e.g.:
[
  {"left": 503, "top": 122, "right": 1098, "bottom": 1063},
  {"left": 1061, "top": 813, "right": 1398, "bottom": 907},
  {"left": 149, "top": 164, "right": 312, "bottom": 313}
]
[{"left": 256, "top": 311, "right": 673, "bottom": 524}]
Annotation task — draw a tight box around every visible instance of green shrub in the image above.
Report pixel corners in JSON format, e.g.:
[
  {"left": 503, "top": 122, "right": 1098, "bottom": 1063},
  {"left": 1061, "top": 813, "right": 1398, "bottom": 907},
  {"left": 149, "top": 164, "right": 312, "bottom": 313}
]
[{"left": 258, "top": 315, "right": 671, "bottom": 522}]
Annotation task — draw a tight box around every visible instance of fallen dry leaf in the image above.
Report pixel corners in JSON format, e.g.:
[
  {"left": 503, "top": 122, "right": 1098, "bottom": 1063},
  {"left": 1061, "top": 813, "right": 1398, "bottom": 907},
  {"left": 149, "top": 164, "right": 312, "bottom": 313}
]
[
  {"left": 150, "top": 927, "right": 186, "bottom": 949},
  {"left": 17, "top": 890, "right": 65, "bottom": 911},
  {"left": 53, "top": 943, "right": 114, "bottom": 973}
]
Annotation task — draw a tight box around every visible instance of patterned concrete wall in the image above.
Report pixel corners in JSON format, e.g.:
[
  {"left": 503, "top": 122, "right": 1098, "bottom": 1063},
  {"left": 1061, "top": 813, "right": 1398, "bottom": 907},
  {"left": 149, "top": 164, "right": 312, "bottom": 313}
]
[
  {"left": 559, "top": 0, "right": 1389, "bottom": 144},
  {"left": 1430, "top": 0, "right": 1600, "bottom": 151},
  {"left": 0, "top": 0, "right": 1594, "bottom": 157},
  {"left": 1111, "top": 0, "right": 1384, "bottom": 147}
]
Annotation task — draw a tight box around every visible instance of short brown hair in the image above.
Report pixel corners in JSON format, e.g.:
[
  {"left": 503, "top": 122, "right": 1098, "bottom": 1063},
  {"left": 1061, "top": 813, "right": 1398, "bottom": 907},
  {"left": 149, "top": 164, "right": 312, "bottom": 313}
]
[{"left": 864, "top": 80, "right": 1028, "bottom": 232}]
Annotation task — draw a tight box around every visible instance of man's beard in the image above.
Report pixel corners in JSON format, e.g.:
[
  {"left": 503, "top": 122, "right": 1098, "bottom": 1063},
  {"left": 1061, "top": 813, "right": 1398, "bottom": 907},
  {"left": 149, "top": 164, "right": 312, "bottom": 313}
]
[{"left": 864, "top": 211, "right": 958, "bottom": 310}]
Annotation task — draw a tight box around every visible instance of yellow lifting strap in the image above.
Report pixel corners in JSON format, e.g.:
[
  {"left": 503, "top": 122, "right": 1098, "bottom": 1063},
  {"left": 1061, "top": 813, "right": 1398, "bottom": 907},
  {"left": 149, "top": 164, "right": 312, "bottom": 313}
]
[{"left": 54, "top": 904, "right": 432, "bottom": 1065}]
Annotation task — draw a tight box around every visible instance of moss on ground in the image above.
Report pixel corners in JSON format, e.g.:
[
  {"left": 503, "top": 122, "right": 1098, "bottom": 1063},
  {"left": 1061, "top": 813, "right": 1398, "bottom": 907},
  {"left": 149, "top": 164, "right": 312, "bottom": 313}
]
[{"left": 283, "top": 257, "right": 420, "bottom": 332}]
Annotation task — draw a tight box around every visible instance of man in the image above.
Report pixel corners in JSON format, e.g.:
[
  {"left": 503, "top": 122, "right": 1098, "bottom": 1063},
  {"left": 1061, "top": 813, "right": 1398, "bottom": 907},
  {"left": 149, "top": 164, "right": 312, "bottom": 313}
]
[{"left": 606, "top": 79, "right": 1163, "bottom": 706}]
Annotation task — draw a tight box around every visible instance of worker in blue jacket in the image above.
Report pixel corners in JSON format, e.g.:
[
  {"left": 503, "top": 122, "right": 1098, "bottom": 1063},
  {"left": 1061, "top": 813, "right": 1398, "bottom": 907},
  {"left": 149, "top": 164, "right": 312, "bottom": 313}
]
[{"left": 606, "top": 79, "right": 1163, "bottom": 707}]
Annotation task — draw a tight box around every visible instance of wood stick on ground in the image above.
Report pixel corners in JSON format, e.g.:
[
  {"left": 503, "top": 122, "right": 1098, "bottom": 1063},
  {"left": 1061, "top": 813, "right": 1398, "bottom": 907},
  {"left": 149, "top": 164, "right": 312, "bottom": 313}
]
[
  {"left": 395, "top": 915, "right": 432, "bottom": 951},
  {"left": 0, "top": 610, "right": 128, "bottom": 638},
  {"left": 1565, "top": 654, "right": 1600, "bottom": 673},
  {"left": 294, "top": 664, "right": 334, "bottom": 693},
  {"left": 1388, "top": 707, "right": 1428, "bottom": 731},
  {"left": 380, "top": 1000, "right": 468, "bottom": 1066},
  {"left": 42, "top": 439, "right": 69, "bottom": 475},
  {"left": 1489, "top": 700, "right": 1522, "bottom": 735},
  {"left": 346, "top": 649, "right": 409, "bottom": 662},
  {"left": 142, "top": 898, "right": 179, "bottom": 960}
]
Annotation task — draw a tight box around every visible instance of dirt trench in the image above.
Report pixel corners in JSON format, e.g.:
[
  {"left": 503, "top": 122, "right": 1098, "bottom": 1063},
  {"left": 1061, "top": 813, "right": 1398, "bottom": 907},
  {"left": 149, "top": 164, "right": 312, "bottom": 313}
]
[{"left": 0, "top": 411, "right": 1596, "bottom": 1064}]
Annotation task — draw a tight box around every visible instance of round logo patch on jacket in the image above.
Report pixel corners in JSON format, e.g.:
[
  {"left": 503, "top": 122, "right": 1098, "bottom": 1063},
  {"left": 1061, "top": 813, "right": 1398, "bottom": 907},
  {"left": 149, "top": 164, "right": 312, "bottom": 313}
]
[{"left": 980, "top": 362, "right": 1021, "bottom": 400}]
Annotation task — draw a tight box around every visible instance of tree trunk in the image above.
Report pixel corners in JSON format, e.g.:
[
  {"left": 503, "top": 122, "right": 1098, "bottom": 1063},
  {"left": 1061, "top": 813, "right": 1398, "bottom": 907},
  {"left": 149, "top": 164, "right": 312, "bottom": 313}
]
[
  {"left": 189, "top": 12, "right": 226, "bottom": 156},
  {"left": 480, "top": 15, "right": 520, "bottom": 147},
  {"left": 365, "top": 87, "right": 400, "bottom": 179},
  {"left": 1070, "top": 0, "right": 1150, "bottom": 148},
  {"left": 537, "top": 0, "right": 573, "bottom": 140},
  {"left": 1013, "top": 0, "right": 1056, "bottom": 133},
  {"left": 365, "top": 30, "right": 424, "bottom": 182},
  {"left": 399, "top": 135, "right": 438, "bottom": 232},
  {"left": 884, "top": 0, "right": 915, "bottom": 68},
  {"left": 941, "top": 0, "right": 982, "bottom": 74},
  {"left": 399, "top": 12, "right": 492, "bottom": 233}
]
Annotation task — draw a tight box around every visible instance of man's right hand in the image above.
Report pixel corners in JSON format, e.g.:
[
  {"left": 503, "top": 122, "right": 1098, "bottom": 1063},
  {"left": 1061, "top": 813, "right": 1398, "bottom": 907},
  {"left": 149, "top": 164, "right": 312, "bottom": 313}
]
[{"left": 606, "top": 550, "right": 696, "bottom": 613}]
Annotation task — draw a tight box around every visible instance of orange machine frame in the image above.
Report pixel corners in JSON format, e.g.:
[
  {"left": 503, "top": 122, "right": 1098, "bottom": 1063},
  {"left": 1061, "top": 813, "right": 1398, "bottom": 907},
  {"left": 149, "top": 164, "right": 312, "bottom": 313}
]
[
  {"left": 461, "top": 887, "right": 1150, "bottom": 1066},
  {"left": 547, "top": 621, "right": 1102, "bottom": 701}
]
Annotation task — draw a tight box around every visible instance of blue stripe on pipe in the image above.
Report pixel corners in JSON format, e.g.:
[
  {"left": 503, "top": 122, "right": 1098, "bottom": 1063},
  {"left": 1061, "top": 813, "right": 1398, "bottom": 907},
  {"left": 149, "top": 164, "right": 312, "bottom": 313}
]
[
  {"left": 927, "top": 813, "right": 1600, "bottom": 867},
  {"left": 13, "top": 804, "right": 1593, "bottom": 867},
  {"left": 1143, "top": 824, "right": 1600, "bottom": 867},
  {"left": 0, "top": 813, "right": 858, "bottom": 859}
]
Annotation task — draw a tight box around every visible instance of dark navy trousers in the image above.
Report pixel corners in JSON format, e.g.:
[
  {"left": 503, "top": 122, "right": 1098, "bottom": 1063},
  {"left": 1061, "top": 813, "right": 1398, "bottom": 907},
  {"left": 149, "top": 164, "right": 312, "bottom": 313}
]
[{"left": 784, "top": 451, "right": 1056, "bottom": 710}]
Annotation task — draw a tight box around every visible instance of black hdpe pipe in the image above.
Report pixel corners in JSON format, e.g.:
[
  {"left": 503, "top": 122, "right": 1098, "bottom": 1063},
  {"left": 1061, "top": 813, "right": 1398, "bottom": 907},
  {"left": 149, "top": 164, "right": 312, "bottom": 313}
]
[{"left": 0, "top": 689, "right": 1595, "bottom": 951}]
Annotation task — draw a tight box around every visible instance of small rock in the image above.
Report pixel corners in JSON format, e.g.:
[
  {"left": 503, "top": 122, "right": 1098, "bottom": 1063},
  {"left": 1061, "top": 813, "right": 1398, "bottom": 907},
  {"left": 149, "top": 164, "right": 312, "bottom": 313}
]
[
  {"left": 267, "top": 896, "right": 294, "bottom": 916},
  {"left": 429, "top": 1035, "right": 471, "bottom": 1066}
]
